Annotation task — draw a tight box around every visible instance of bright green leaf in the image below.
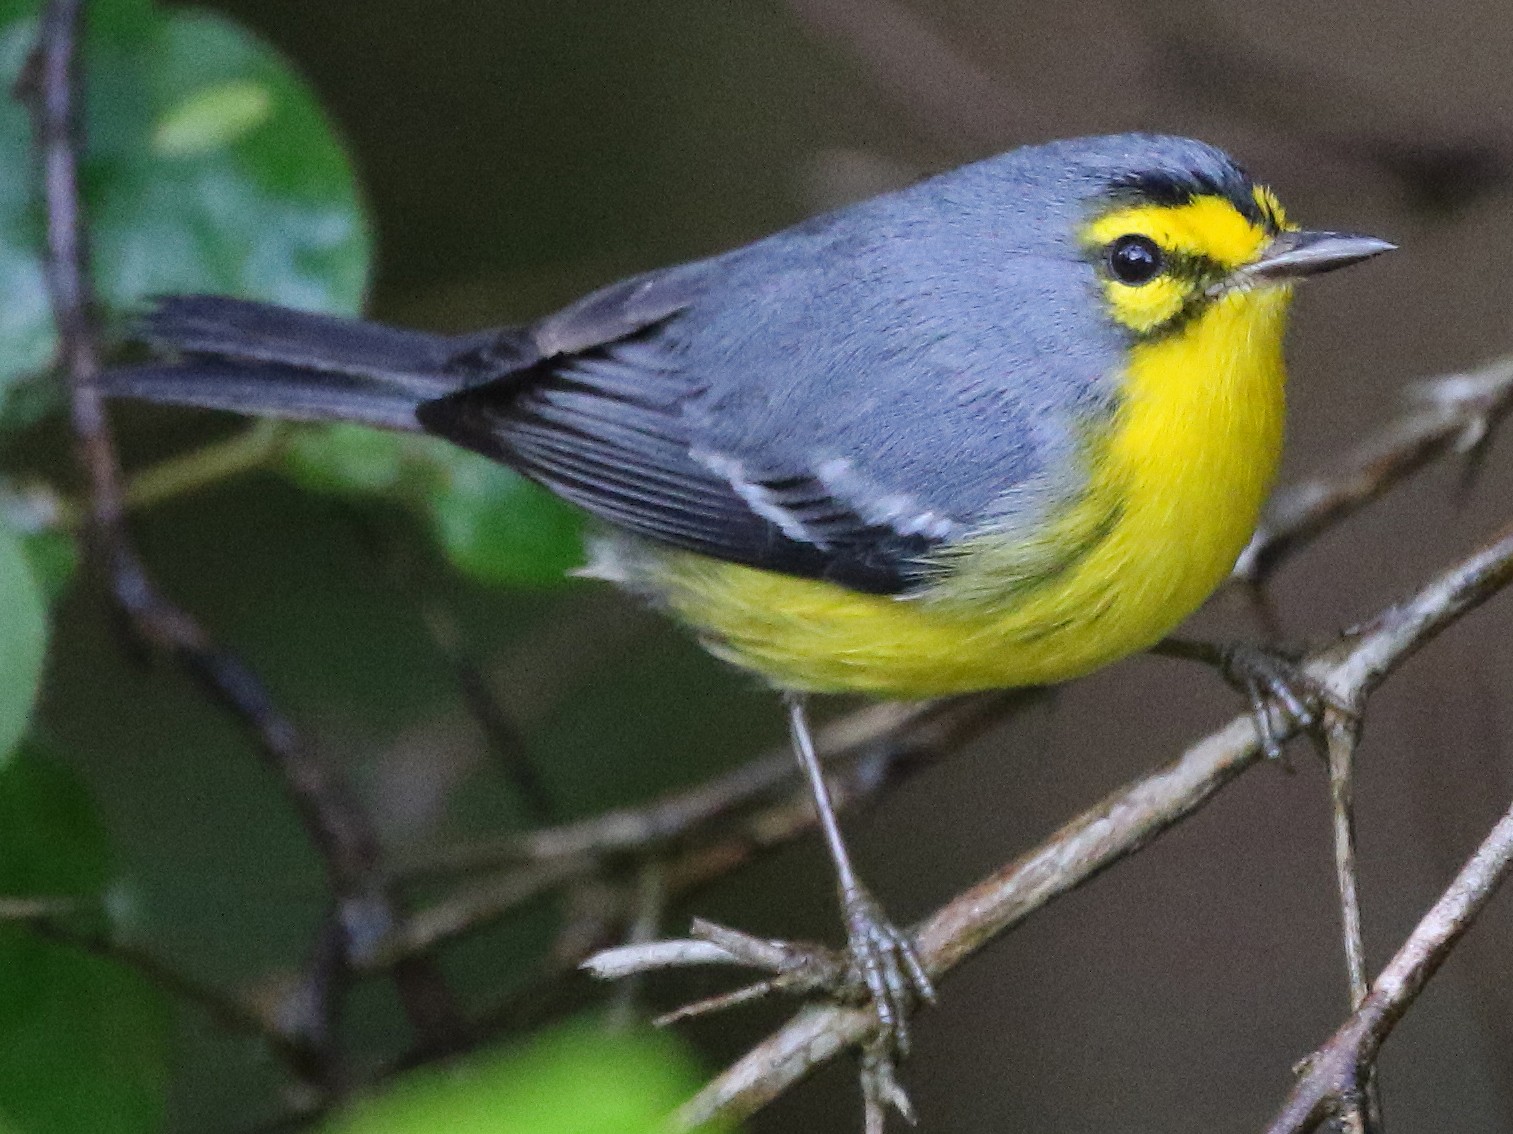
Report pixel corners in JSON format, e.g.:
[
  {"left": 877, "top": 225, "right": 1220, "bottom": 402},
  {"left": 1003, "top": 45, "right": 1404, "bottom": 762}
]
[
  {"left": 322, "top": 1020, "right": 731, "bottom": 1134},
  {"left": 0, "top": 745, "right": 171, "bottom": 1134},
  {"left": 0, "top": 0, "right": 371, "bottom": 426},
  {"left": 424, "top": 450, "right": 584, "bottom": 588},
  {"left": 0, "top": 518, "right": 45, "bottom": 764}
]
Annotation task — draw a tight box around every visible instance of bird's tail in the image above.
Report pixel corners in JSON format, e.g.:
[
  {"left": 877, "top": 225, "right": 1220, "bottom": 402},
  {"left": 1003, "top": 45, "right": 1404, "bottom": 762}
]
[{"left": 103, "top": 296, "right": 532, "bottom": 431}]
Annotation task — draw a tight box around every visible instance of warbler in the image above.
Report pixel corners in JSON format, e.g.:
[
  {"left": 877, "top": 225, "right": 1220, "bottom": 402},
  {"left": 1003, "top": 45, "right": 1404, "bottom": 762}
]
[{"left": 106, "top": 133, "right": 1391, "bottom": 1048}]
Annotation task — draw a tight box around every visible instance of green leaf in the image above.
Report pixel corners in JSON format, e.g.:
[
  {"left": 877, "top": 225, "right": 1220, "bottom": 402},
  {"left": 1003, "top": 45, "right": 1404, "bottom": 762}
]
[
  {"left": 0, "top": 0, "right": 372, "bottom": 426},
  {"left": 151, "top": 79, "right": 272, "bottom": 157},
  {"left": 0, "top": 744, "right": 171, "bottom": 1134},
  {"left": 424, "top": 450, "right": 584, "bottom": 588},
  {"left": 281, "top": 425, "right": 585, "bottom": 588},
  {"left": 0, "top": 518, "right": 45, "bottom": 764},
  {"left": 321, "top": 1020, "right": 731, "bottom": 1134},
  {"left": 20, "top": 529, "right": 79, "bottom": 609},
  {"left": 281, "top": 422, "right": 410, "bottom": 496}
]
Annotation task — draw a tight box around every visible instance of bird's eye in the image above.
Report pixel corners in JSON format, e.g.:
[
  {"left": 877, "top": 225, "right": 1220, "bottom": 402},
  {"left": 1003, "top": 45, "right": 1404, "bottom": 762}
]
[{"left": 1107, "top": 234, "right": 1163, "bottom": 285}]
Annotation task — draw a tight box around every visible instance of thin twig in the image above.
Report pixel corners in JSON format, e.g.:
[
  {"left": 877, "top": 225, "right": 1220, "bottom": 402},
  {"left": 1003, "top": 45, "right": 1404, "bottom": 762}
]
[
  {"left": 17, "top": 0, "right": 461, "bottom": 1059},
  {"left": 1325, "top": 711, "right": 1383, "bottom": 1133},
  {"left": 381, "top": 695, "right": 1022, "bottom": 968},
  {"left": 28, "top": 916, "right": 313, "bottom": 1070},
  {"left": 1235, "top": 359, "right": 1513, "bottom": 584},
  {"left": 605, "top": 861, "right": 668, "bottom": 1028},
  {"left": 372, "top": 855, "right": 591, "bottom": 968},
  {"left": 398, "top": 700, "right": 949, "bottom": 880},
  {"left": 1264, "top": 788, "right": 1513, "bottom": 1134},
  {"left": 117, "top": 418, "right": 287, "bottom": 514},
  {"left": 672, "top": 523, "right": 1513, "bottom": 1129}
]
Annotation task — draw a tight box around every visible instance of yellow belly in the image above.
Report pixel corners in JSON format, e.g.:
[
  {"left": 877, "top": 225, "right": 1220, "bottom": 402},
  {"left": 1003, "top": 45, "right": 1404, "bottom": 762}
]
[{"left": 635, "top": 287, "right": 1291, "bottom": 697}]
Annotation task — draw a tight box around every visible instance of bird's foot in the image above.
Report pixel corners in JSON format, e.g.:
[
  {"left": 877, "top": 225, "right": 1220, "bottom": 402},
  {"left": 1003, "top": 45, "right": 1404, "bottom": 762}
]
[
  {"left": 837, "top": 886, "right": 936, "bottom": 1056},
  {"left": 1213, "top": 641, "right": 1353, "bottom": 760},
  {"left": 583, "top": 894, "right": 934, "bottom": 1125},
  {"left": 1156, "top": 636, "right": 1353, "bottom": 759}
]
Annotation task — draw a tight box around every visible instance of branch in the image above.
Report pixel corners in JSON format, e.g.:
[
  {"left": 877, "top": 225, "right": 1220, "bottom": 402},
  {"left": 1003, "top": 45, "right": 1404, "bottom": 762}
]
[
  {"left": 1324, "top": 712, "right": 1383, "bottom": 1132},
  {"left": 383, "top": 695, "right": 1024, "bottom": 966},
  {"left": 674, "top": 523, "right": 1513, "bottom": 1128},
  {"left": 1264, "top": 784, "right": 1513, "bottom": 1133},
  {"left": 1235, "top": 358, "right": 1513, "bottom": 584},
  {"left": 401, "top": 700, "right": 949, "bottom": 879},
  {"left": 16, "top": 0, "right": 461, "bottom": 1060}
]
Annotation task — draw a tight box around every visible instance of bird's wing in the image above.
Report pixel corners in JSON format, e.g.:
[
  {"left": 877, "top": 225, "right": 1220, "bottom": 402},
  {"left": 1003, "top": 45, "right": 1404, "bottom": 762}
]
[
  {"left": 420, "top": 326, "right": 947, "bottom": 595},
  {"left": 420, "top": 211, "right": 1110, "bottom": 597}
]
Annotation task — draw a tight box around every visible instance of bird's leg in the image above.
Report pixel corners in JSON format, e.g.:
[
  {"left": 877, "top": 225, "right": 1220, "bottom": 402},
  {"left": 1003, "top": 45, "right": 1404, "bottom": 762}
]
[
  {"left": 580, "top": 695, "right": 935, "bottom": 1125},
  {"left": 784, "top": 691, "right": 936, "bottom": 1054},
  {"left": 1153, "top": 637, "right": 1353, "bottom": 758}
]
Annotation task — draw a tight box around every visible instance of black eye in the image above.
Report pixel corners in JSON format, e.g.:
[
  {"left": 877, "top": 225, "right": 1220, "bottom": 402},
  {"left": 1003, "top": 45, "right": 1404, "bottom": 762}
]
[{"left": 1107, "top": 234, "right": 1163, "bottom": 285}]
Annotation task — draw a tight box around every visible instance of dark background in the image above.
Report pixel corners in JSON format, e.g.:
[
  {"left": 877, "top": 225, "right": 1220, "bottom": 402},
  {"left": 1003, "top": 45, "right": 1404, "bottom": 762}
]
[{"left": 43, "top": 1, "right": 1513, "bottom": 1130}]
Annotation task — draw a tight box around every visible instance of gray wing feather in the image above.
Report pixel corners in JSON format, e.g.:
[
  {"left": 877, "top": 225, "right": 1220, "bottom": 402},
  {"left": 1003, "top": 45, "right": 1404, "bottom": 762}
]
[{"left": 421, "top": 176, "right": 1119, "bottom": 594}]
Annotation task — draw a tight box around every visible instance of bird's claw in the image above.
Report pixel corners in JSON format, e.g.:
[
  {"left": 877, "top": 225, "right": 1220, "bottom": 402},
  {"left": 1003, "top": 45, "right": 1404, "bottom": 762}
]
[
  {"left": 651, "top": 900, "right": 934, "bottom": 1056},
  {"left": 841, "top": 887, "right": 935, "bottom": 1057},
  {"left": 1217, "top": 641, "right": 1353, "bottom": 759},
  {"left": 588, "top": 900, "right": 933, "bottom": 1129}
]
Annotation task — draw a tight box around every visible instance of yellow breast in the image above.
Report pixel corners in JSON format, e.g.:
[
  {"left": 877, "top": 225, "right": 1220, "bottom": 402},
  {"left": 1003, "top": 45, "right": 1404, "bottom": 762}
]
[{"left": 635, "top": 284, "right": 1291, "bottom": 697}]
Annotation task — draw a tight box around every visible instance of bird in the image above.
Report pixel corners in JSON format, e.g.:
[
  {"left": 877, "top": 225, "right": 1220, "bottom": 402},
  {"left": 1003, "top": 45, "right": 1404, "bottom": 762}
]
[{"left": 104, "top": 132, "right": 1392, "bottom": 1062}]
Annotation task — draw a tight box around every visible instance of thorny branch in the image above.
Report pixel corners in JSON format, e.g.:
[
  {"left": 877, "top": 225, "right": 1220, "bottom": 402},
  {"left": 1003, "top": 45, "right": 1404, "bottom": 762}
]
[
  {"left": 652, "top": 523, "right": 1513, "bottom": 1128},
  {"left": 16, "top": 0, "right": 461, "bottom": 1076}
]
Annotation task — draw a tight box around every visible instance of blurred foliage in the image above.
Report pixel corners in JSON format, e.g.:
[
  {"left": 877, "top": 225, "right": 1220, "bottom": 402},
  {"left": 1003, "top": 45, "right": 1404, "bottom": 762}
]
[
  {"left": 282, "top": 423, "right": 584, "bottom": 588},
  {"left": 0, "top": 0, "right": 369, "bottom": 428},
  {"left": 0, "top": 743, "right": 171, "bottom": 1134},
  {"left": 19, "top": 527, "right": 79, "bottom": 609},
  {"left": 0, "top": 0, "right": 711, "bottom": 1130},
  {"left": 322, "top": 1020, "right": 729, "bottom": 1134},
  {"left": 0, "top": 517, "right": 45, "bottom": 764}
]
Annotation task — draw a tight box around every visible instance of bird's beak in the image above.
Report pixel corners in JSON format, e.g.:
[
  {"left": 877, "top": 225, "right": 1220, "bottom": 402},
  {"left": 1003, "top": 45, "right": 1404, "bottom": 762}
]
[{"left": 1246, "top": 230, "right": 1396, "bottom": 283}]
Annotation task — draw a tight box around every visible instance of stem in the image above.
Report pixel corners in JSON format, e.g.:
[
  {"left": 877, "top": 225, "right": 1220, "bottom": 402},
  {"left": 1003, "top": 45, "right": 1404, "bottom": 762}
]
[{"left": 48, "top": 420, "right": 288, "bottom": 530}]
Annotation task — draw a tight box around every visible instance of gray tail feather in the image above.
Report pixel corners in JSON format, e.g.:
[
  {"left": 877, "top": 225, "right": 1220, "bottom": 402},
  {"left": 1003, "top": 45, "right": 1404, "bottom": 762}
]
[
  {"left": 104, "top": 359, "right": 440, "bottom": 431},
  {"left": 105, "top": 296, "right": 535, "bottom": 431}
]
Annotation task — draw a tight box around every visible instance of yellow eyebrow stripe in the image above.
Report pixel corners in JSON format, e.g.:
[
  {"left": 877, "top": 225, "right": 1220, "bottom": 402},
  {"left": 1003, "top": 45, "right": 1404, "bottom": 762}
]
[{"left": 1083, "top": 193, "right": 1276, "bottom": 271}]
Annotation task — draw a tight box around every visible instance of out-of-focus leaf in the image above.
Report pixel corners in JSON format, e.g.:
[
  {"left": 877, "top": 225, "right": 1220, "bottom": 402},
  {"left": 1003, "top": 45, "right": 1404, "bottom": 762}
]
[
  {"left": 0, "top": 744, "right": 171, "bottom": 1134},
  {"left": 20, "top": 528, "right": 78, "bottom": 609},
  {"left": 0, "top": 9, "right": 52, "bottom": 429},
  {"left": 151, "top": 79, "right": 272, "bottom": 156},
  {"left": 0, "top": 518, "right": 45, "bottom": 764},
  {"left": 282, "top": 422, "right": 409, "bottom": 496},
  {"left": 282, "top": 424, "right": 585, "bottom": 588},
  {"left": 321, "top": 1020, "right": 731, "bottom": 1134},
  {"left": 424, "top": 449, "right": 583, "bottom": 588},
  {"left": 0, "top": 0, "right": 371, "bottom": 426}
]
